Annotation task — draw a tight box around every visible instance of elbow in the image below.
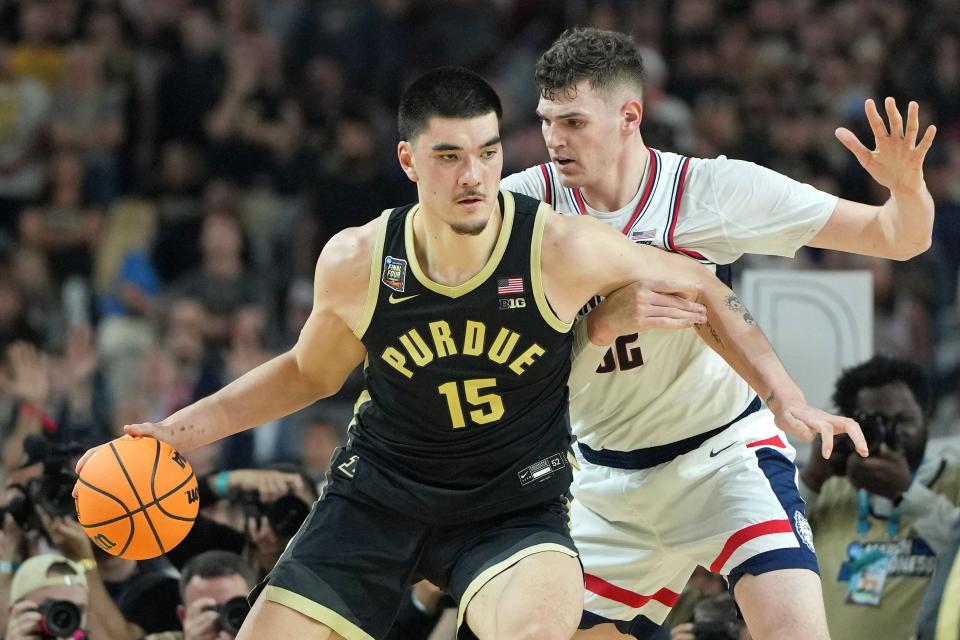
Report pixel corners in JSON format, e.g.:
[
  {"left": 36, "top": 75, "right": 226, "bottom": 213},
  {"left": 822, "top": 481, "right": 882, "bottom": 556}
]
[{"left": 889, "top": 235, "right": 932, "bottom": 261}]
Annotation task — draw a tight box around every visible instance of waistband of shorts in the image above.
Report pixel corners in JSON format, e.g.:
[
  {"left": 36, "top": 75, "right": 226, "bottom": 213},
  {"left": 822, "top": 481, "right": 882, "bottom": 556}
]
[{"left": 577, "top": 395, "right": 762, "bottom": 470}]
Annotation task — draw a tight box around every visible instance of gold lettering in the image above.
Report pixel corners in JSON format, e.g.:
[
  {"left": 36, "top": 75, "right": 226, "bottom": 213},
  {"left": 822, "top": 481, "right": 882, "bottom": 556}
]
[
  {"left": 508, "top": 344, "right": 546, "bottom": 375},
  {"left": 488, "top": 328, "right": 520, "bottom": 364},
  {"left": 463, "top": 321, "right": 486, "bottom": 356},
  {"left": 429, "top": 321, "right": 457, "bottom": 358},
  {"left": 399, "top": 329, "right": 434, "bottom": 366},
  {"left": 381, "top": 347, "right": 414, "bottom": 378}
]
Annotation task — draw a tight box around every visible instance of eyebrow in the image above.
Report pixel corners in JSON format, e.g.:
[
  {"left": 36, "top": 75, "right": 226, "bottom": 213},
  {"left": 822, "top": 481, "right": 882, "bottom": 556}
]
[
  {"left": 431, "top": 136, "right": 501, "bottom": 152},
  {"left": 536, "top": 111, "right": 586, "bottom": 120}
]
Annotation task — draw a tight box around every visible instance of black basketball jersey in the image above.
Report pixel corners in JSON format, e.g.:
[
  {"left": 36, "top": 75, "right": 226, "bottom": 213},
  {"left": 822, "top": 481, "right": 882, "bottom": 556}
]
[{"left": 344, "top": 190, "right": 574, "bottom": 524}]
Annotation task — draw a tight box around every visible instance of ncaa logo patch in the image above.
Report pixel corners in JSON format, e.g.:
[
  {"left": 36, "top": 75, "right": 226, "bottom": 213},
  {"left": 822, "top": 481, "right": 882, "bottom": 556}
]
[
  {"left": 382, "top": 256, "right": 407, "bottom": 292},
  {"left": 794, "top": 511, "right": 815, "bottom": 552}
]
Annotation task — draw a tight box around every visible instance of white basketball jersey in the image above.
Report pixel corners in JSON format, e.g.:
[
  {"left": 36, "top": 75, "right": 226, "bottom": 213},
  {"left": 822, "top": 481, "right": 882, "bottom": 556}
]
[{"left": 501, "top": 149, "right": 837, "bottom": 450}]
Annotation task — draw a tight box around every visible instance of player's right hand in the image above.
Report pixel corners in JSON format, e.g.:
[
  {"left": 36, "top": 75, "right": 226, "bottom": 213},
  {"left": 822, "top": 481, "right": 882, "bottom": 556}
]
[{"left": 587, "top": 279, "right": 707, "bottom": 345}]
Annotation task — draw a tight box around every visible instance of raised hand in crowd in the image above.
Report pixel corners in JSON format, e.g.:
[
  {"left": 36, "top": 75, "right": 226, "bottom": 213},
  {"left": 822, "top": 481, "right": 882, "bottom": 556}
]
[
  {"left": 1, "top": 341, "right": 50, "bottom": 408},
  {"left": 223, "top": 469, "right": 304, "bottom": 503}
]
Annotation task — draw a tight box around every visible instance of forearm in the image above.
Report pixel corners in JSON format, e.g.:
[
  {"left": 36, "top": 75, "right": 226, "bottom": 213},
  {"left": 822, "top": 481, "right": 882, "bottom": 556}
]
[
  {"left": 157, "top": 351, "right": 329, "bottom": 452},
  {"left": 694, "top": 282, "right": 804, "bottom": 409},
  {"left": 878, "top": 184, "right": 934, "bottom": 259},
  {"left": 84, "top": 567, "right": 144, "bottom": 640}
]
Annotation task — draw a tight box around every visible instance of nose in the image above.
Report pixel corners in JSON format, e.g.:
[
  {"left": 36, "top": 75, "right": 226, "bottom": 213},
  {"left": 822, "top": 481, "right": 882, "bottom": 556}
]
[
  {"left": 542, "top": 121, "right": 563, "bottom": 151},
  {"left": 459, "top": 155, "right": 481, "bottom": 187}
]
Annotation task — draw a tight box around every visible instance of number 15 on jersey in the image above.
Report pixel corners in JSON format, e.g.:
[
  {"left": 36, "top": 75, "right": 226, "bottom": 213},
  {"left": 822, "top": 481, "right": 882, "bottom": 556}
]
[{"left": 438, "top": 378, "right": 505, "bottom": 428}]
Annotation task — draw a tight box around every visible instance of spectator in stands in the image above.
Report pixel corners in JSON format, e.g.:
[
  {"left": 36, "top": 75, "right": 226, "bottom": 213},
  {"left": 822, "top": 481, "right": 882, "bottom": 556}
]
[
  {"left": 151, "top": 550, "right": 255, "bottom": 640},
  {"left": 4, "top": 554, "right": 88, "bottom": 640},
  {"left": 800, "top": 356, "right": 960, "bottom": 640},
  {"left": 0, "top": 42, "right": 50, "bottom": 242},
  {"left": 48, "top": 43, "right": 125, "bottom": 205},
  {"left": 19, "top": 149, "right": 104, "bottom": 284}
]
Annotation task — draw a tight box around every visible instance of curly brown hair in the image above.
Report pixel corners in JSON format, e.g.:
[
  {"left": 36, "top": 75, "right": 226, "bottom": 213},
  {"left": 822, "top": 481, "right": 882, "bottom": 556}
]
[{"left": 535, "top": 27, "right": 646, "bottom": 102}]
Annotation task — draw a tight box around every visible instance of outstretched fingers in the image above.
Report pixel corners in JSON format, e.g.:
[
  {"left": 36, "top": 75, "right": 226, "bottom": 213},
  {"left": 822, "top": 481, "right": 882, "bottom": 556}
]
[
  {"left": 884, "top": 97, "right": 904, "bottom": 138},
  {"left": 917, "top": 124, "right": 937, "bottom": 161},
  {"left": 835, "top": 127, "right": 872, "bottom": 167},
  {"left": 905, "top": 101, "right": 920, "bottom": 146},
  {"left": 865, "top": 98, "right": 889, "bottom": 141}
]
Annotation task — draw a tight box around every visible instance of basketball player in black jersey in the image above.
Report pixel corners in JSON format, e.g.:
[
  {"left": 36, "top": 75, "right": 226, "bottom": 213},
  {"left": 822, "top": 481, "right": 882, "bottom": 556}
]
[{"left": 75, "top": 67, "right": 863, "bottom": 640}]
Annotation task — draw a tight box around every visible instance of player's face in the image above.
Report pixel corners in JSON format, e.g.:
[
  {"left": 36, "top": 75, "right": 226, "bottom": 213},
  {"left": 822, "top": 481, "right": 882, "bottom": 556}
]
[
  {"left": 399, "top": 112, "right": 503, "bottom": 236},
  {"left": 537, "top": 81, "right": 636, "bottom": 188}
]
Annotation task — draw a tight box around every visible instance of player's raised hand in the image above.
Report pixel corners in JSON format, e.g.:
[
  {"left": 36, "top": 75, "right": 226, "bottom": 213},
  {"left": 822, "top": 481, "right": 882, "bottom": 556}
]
[
  {"left": 770, "top": 398, "right": 868, "bottom": 459},
  {"left": 835, "top": 98, "right": 936, "bottom": 194},
  {"left": 587, "top": 279, "right": 707, "bottom": 346}
]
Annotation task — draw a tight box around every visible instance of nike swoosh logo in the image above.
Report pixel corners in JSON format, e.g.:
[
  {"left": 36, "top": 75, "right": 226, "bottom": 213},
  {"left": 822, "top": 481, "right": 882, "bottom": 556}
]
[
  {"left": 388, "top": 293, "right": 419, "bottom": 304},
  {"left": 709, "top": 442, "right": 737, "bottom": 457}
]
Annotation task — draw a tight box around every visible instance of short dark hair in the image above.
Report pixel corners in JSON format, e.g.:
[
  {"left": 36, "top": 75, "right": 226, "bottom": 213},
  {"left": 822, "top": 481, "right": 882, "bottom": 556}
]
[
  {"left": 831, "top": 355, "right": 932, "bottom": 417},
  {"left": 179, "top": 551, "right": 256, "bottom": 601},
  {"left": 397, "top": 66, "right": 502, "bottom": 141},
  {"left": 536, "top": 27, "right": 646, "bottom": 102}
]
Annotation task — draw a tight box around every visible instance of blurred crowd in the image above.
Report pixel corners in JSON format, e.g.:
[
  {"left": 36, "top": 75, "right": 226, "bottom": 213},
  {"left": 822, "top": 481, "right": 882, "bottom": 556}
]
[{"left": 0, "top": 0, "right": 958, "bottom": 638}]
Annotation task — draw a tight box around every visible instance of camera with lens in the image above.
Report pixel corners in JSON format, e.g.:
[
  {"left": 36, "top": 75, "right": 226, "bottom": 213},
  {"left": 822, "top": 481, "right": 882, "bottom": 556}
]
[
  {"left": 206, "top": 596, "right": 250, "bottom": 636},
  {"left": 854, "top": 411, "right": 899, "bottom": 454},
  {"left": 37, "top": 598, "right": 83, "bottom": 639},
  {"left": 230, "top": 490, "right": 310, "bottom": 538},
  {"left": 0, "top": 434, "right": 84, "bottom": 530}
]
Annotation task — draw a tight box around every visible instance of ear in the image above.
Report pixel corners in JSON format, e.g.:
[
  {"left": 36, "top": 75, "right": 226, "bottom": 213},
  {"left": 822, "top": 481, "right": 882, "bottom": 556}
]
[
  {"left": 177, "top": 604, "right": 185, "bottom": 623},
  {"left": 621, "top": 99, "right": 643, "bottom": 133},
  {"left": 397, "top": 141, "right": 418, "bottom": 182}
]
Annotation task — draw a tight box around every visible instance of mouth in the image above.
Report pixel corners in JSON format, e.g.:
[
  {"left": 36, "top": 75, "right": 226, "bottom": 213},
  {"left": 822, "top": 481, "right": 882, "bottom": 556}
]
[
  {"left": 554, "top": 157, "right": 576, "bottom": 169},
  {"left": 456, "top": 195, "right": 485, "bottom": 207}
]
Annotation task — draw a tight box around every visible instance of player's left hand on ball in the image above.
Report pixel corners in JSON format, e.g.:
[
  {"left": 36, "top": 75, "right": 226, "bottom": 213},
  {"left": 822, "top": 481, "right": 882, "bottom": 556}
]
[
  {"left": 835, "top": 97, "right": 936, "bottom": 194},
  {"left": 771, "top": 401, "right": 868, "bottom": 459}
]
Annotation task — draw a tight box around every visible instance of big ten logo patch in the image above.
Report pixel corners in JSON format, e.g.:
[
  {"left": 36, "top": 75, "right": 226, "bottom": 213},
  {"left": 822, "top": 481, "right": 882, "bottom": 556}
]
[
  {"left": 383, "top": 256, "right": 408, "bottom": 292},
  {"left": 499, "top": 297, "right": 526, "bottom": 310}
]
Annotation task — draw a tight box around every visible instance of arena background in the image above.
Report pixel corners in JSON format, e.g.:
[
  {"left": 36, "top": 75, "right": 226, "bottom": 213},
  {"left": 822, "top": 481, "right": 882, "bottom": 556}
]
[{"left": 0, "top": 0, "right": 955, "bottom": 472}]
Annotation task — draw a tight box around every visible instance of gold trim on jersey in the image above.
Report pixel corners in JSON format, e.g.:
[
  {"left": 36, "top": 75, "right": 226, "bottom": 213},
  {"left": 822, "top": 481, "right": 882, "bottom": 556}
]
[
  {"left": 403, "top": 190, "right": 515, "bottom": 298},
  {"left": 347, "top": 388, "right": 372, "bottom": 431},
  {"left": 531, "top": 204, "right": 573, "bottom": 333},
  {"left": 264, "top": 586, "right": 375, "bottom": 640},
  {"left": 353, "top": 209, "right": 392, "bottom": 339},
  {"left": 456, "top": 543, "right": 579, "bottom": 632}
]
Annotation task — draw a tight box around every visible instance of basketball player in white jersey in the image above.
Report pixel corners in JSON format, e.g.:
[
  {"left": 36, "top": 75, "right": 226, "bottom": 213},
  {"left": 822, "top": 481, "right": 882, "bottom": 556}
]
[{"left": 502, "top": 27, "right": 937, "bottom": 640}]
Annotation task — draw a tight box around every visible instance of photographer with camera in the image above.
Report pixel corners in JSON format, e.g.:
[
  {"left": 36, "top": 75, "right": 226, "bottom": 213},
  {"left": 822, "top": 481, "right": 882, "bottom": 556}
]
[
  {"left": 164, "top": 466, "right": 314, "bottom": 579},
  {"left": 4, "top": 554, "right": 88, "bottom": 640},
  {"left": 799, "top": 356, "right": 960, "bottom": 640},
  {"left": 142, "top": 550, "right": 256, "bottom": 640}
]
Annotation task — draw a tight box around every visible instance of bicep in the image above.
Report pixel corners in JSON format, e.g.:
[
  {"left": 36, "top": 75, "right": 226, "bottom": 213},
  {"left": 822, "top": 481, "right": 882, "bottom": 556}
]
[{"left": 294, "top": 307, "right": 366, "bottom": 391}]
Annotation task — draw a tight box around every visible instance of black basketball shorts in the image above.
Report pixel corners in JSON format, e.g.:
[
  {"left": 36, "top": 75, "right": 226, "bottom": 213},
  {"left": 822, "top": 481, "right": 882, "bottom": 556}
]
[{"left": 248, "top": 449, "right": 578, "bottom": 639}]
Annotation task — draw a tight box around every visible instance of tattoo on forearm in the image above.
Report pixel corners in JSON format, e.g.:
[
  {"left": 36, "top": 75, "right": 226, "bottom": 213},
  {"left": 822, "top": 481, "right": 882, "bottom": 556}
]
[
  {"left": 765, "top": 392, "right": 774, "bottom": 405},
  {"left": 724, "top": 294, "right": 756, "bottom": 325},
  {"left": 694, "top": 322, "right": 725, "bottom": 349}
]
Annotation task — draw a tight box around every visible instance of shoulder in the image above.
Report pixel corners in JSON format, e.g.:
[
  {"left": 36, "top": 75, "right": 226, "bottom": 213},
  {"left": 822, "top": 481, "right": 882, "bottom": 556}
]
[
  {"left": 501, "top": 164, "right": 551, "bottom": 199},
  {"left": 313, "top": 215, "right": 383, "bottom": 305},
  {"left": 540, "top": 207, "right": 620, "bottom": 259}
]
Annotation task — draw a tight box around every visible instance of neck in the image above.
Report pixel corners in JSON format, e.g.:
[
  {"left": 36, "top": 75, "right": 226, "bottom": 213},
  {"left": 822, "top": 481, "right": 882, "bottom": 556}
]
[
  {"left": 579, "top": 136, "right": 648, "bottom": 212},
  {"left": 412, "top": 199, "right": 502, "bottom": 287}
]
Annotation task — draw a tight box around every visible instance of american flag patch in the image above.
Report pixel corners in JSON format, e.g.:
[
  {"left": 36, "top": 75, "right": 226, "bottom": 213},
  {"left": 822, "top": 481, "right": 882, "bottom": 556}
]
[
  {"left": 629, "top": 228, "right": 656, "bottom": 242},
  {"left": 497, "top": 277, "right": 524, "bottom": 295}
]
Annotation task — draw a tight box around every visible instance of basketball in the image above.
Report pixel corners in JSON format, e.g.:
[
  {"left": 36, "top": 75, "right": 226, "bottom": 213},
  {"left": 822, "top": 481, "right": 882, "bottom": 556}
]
[{"left": 75, "top": 437, "right": 199, "bottom": 560}]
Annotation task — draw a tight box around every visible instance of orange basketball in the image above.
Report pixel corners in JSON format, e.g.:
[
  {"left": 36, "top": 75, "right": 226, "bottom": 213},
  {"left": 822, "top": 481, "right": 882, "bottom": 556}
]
[{"left": 75, "top": 437, "right": 199, "bottom": 560}]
